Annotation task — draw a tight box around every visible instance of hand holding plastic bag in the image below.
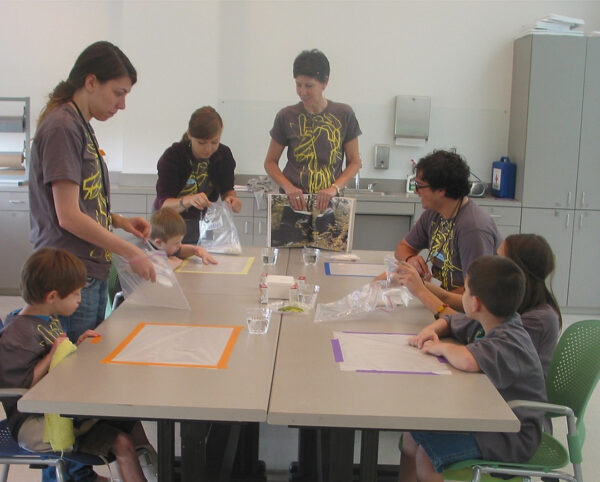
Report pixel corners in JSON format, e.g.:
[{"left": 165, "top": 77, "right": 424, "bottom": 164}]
[
  {"left": 313, "top": 281, "right": 413, "bottom": 323},
  {"left": 199, "top": 201, "right": 242, "bottom": 254},
  {"left": 114, "top": 248, "right": 190, "bottom": 310}
]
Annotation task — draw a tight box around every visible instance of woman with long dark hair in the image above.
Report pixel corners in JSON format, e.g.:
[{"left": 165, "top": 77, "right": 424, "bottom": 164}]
[{"left": 30, "top": 41, "right": 155, "bottom": 341}]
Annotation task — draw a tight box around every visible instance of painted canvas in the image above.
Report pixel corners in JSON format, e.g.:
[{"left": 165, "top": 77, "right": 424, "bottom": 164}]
[{"left": 268, "top": 194, "right": 355, "bottom": 252}]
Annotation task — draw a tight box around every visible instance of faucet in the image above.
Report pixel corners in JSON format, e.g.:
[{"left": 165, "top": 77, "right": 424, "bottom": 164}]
[{"left": 354, "top": 172, "right": 360, "bottom": 190}]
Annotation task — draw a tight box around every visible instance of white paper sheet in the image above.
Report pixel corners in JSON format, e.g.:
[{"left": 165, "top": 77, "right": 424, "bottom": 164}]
[
  {"left": 104, "top": 323, "right": 241, "bottom": 368},
  {"left": 332, "top": 331, "right": 451, "bottom": 375},
  {"left": 177, "top": 255, "right": 254, "bottom": 275},
  {"left": 324, "top": 262, "right": 384, "bottom": 277}
]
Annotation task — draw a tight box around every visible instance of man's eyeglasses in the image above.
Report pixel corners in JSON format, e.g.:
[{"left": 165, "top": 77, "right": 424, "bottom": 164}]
[{"left": 414, "top": 182, "right": 431, "bottom": 192}]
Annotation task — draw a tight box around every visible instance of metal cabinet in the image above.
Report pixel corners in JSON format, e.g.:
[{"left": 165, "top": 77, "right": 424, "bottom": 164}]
[
  {"left": 509, "top": 35, "right": 600, "bottom": 310},
  {"left": 0, "top": 191, "right": 33, "bottom": 294},
  {"left": 566, "top": 210, "right": 600, "bottom": 308},
  {"left": 520, "top": 208, "right": 574, "bottom": 307},
  {"left": 508, "top": 35, "right": 587, "bottom": 209}
]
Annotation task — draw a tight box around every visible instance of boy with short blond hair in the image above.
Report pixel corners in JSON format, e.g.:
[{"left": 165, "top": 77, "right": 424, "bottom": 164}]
[
  {"left": 0, "top": 248, "right": 152, "bottom": 482},
  {"left": 398, "top": 256, "right": 547, "bottom": 481},
  {"left": 150, "top": 207, "right": 217, "bottom": 268}
]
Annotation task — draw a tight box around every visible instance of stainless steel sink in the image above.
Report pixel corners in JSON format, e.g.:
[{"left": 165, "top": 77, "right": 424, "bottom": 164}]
[{"left": 343, "top": 189, "right": 385, "bottom": 196}]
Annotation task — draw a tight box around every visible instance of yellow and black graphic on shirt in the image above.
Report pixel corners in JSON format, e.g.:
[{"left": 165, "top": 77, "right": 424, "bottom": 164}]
[
  {"left": 294, "top": 112, "right": 342, "bottom": 193},
  {"left": 429, "top": 219, "right": 461, "bottom": 291},
  {"left": 81, "top": 132, "right": 112, "bottom": 262},
  {"left": 179, "top": 159, "right": 212, "bottom": 198},
  {"left": 37, "top": 317, "right": 65, "bottom": 347}
]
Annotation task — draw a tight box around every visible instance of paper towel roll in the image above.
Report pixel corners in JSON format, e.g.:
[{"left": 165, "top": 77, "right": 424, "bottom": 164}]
[{"left": 0, "top": 153, "right": 24, "bottom": 169}]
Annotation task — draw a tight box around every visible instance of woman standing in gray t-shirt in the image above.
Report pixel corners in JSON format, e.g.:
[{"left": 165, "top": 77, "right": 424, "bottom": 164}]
[
  {"left": 264, "top": 49, "right": 362, "bottom": 212},
  {"left": 29, "top": 41, "right": 156, "bottom": 343}
]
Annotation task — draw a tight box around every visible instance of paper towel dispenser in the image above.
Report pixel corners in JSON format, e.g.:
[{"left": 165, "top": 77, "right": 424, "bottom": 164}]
[{"left": 394, "top": 95, "right": 430, "bottom": 146}]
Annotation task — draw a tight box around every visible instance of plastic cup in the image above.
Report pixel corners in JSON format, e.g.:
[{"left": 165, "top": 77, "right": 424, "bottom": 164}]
[
  {"left": 298, "top": 283, "right": 320, "bottom": 308},
  {"left": 261, "top": 247, "right": 279, "bottom": 265},
  {"left": 302, "top": 247, "right": 320, "bottom": 266},
  {"left": 384, "top": 255, "right": 398, "bottom": 286},
  {"left": 246, "top": 307, "right": 271, "bottom": 334}
]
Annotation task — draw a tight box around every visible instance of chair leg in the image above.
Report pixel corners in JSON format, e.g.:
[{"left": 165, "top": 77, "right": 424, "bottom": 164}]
[
  {"left": 56, "top": 459, "right": 67, "bottom": 482},
  {"left": 472, "top": 465, "right": 482, "bottom": 482},
  {"left": 0, "top": 464, "right": 9, "bottom": 482}
]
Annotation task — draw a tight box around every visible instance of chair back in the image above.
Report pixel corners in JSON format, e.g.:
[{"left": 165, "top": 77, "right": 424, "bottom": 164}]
[{"left": 546, "top": 319, "right": 600, "bottom": 419}]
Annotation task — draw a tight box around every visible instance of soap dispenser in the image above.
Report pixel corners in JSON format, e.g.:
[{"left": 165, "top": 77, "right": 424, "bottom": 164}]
[{"left": 406, "top": 159, "right": 417, "bottom": 193}]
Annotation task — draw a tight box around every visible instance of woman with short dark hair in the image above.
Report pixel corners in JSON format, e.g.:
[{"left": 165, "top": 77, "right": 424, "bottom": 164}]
[{"left": 264, "top": 49, "right": 362, "bottom": 212}]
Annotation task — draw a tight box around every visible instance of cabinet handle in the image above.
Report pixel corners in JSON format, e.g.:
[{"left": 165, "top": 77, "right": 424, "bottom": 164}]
[
  {"left": 244, "top": 221, "right": 249, "bottom": 234},
  {"left": 565, "top": 213, "right": 570, "bottom": 229},
  {"left": 8, "top": 199, "right": 25, "bottom": 204},
  {"left": 580, "top": 191, "right": 586, "bottom": 208},
  {"left": 579, "top": 213, "right": 584, "bottom": 230},
  {"left": 567, "top": 191, "right": 572, "bottom": 208},
  {"left": 258, "top": 221, "right": 263, "bottom": 235},
  {"left": 489, "top": 214, "right": 502, "bottom": 218}
]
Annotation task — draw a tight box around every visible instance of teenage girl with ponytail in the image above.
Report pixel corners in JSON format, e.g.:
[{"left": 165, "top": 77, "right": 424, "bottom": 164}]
[{"left": 29, "top": 41, "right": 156, "bottom": 342}]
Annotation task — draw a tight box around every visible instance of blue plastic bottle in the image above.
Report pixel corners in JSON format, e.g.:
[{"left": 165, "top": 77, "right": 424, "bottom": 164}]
[{"left": 491, "top": 156, "right": 516, "bottom": 198}]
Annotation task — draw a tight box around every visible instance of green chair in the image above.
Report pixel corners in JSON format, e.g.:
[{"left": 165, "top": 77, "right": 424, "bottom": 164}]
[{"left": 443, "top": 319, "right": 600, "bottom": 482}]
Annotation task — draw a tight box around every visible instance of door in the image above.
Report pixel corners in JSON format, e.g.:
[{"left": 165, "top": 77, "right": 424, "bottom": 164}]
[
  {"left": 520, "top": 208, "right": 574, "bottom": 307},
  {"left": 567, "top": 210, "right": 600, "bottom": 308}
]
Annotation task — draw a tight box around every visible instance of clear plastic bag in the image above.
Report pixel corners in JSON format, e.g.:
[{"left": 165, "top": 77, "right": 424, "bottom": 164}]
[
  {"left": 114, "top": 248, "right": 190, "bottom": 311},
  {"left": 199, "top": 201, "right": 242, "bottom": 254},
  {"left": 313, "top": 281, "right": 413, "bottom": 323}
]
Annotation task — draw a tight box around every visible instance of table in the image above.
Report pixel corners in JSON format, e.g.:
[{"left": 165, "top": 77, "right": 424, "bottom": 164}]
[
  {"left": 19, "top": 247, "right": 519, "bottom": 482},
  {"left": 268, "top": 249, "right": 520, "bottom": 481},
  {"left": 19, "top": 246, "right": 283, "bottom": 482}
]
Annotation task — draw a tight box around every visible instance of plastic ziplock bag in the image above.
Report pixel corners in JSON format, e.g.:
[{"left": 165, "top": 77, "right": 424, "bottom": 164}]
[
  {"left": 114, "top": 249, "right": 190, "bottom": 311},
  {"left": 199, "top": 201, "right": 242, "bottom": 254},
  {"left": 313, "top": 281, "right": 413, "bottom": 323}
]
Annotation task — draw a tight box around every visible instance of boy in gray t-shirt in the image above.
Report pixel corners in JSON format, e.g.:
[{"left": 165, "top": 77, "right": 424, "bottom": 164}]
[{"left": 398, "top": 256, "right": 546, "bottom": 479}]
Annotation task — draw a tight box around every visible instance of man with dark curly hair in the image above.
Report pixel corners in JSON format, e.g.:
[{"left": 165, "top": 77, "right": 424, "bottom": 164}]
[{"left": 394, "top": 150, "right": 501, "bottom": 311}]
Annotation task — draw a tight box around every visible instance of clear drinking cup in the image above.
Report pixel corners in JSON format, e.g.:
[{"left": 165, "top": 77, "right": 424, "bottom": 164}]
[
  {"left": 261, "top": 247, "right": 279, "bottom": 265},
  {"left": 246, "top": 307, "right": 271, "bottom": 334},
  {"left": 302, "top": 247, "right": 320, "bottom": 266}
]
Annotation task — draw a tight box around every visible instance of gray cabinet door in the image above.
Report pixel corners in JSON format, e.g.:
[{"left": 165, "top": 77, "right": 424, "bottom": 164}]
[
  {"left": 518, "top": 36, "right": 586, "bottom": 209},
  {"left": 567, "top": 210, "right": 600, "bottom": 308},
  {"left": 0, "top": 210, "right": 33, "bottom": 294},
  {"left": 253, "top": 218, "right": 268, "bottom": 247},
  {"left": 233, "top": 216, "right": 254, "bottom": 246},
  {"left": 577, "top": 37, "right": 600, "bottom": 210},
  {"left": 521, "top": 208, "right": 573, "bottom": 307}
]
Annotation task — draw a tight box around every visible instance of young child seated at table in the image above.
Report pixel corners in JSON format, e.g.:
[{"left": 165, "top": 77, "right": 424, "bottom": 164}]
[
  {"left": 0, "top": 247, "right": 155, "bottom": 482},
  {"left": 150, "top": 207, "right": 217, "bottom": 269},
  {"left": 397, "top": 256, "right": 547, "bottom": 481}
]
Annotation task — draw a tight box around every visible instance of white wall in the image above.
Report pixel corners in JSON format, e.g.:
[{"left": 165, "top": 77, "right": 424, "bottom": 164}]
[{"left": 1, "top": 0, "right": 599, "bottom": 181}]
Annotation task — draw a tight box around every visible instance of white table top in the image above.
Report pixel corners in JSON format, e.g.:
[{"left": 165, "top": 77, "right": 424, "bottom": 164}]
[
  {"left": 267, "top": 249, "right": 520, "bottom": 432},
  {"left": 19, "top": 247, "right": 281, "bottom": 422},
  {"left": 19, "top": 247, "right": 518, "bottom": 433}
]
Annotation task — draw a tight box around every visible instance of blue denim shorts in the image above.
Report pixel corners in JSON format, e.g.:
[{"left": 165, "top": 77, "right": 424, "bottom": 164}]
[
  {"left": 59, "top": 277, "right": 108, "bottom": 343},
  {"left": 410, "top": 431, "right": 482, "bottom": 473}
]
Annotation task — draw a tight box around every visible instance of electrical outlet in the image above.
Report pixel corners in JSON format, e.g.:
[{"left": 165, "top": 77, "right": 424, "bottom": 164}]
[{"left": 374, "top": 144, "right": 390, "bottom": 169}]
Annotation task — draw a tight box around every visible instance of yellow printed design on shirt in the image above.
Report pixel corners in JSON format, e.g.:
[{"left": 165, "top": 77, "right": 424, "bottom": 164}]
[
  {"left": 178, "top": 159, "right": 212, "bottom": 198},
  {"left": 80, "top": 132, "right": 112, "bottom": 262},
  {"left": 294, "top": 112, "right": 342, "bottom": 193},
  {"left": 429, "top": 218, "right": 461, "bottom": 291},
  {"left": 37, "top": 317, "right": 65, "bottom": 348}
]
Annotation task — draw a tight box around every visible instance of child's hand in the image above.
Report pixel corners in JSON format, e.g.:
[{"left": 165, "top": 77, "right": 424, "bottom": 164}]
[
  {"left": 76, "top": 329, "right": 101, "bottom": 346},
  {"left": 410, "top": 326, "right": 440, "bottom": 349},
  {"left": 421, "top": 339, "right": 444, "bottom": 356},
  {"left": 194, "top": 247, "right": 217, "bottom": 265},
  {"left": 50, "top": 334, "right": 69, "bottom": 355}
]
